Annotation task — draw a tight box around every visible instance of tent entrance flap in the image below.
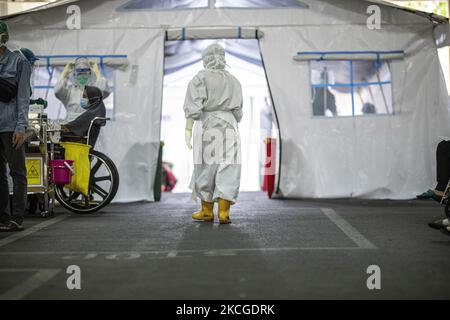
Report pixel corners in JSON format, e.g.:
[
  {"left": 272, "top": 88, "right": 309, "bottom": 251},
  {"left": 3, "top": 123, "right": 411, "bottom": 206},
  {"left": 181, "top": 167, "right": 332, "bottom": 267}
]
[
  {"left": 294, "top": 51, "right": 405, "bottom": 62},
  {"left": 165, "top": 27, "right": 263, "bottom": 40}
]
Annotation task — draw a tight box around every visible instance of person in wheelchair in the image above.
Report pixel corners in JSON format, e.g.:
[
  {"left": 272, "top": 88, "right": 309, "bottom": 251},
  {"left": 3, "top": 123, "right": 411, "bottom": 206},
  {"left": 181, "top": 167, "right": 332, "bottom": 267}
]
[
  {"left": 417, "top": 140, "right": 450, "bottom": 201},
  {"left": 60, "top": 85, "right": 106, "bottom": 148},
  {"left": 416, "top": 139, "right": 450, "bottom": 235}
]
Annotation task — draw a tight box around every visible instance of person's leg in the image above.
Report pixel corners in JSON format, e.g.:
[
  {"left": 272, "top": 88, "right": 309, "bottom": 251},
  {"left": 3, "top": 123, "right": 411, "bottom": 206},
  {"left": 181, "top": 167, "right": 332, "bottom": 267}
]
[
  {"left": 435, "top": 141, "right": 450, "bottom": 192},
  {"left": 2, "top": 132, "right": 27, "bottom": 226},
  {"left": 191, "top": 163, "right": 216, "bottom": 222},
  {"left": 213, "top": 126, "right": 241, "bottom": 225},
  {"left": 0, "top": 134, "right": 10, "bottom": 224}
]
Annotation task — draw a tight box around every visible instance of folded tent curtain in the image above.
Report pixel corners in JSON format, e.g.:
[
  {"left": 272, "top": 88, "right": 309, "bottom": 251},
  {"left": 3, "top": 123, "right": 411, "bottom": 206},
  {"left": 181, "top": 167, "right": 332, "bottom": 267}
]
[
  {"left": 165, "top": 27, "right": 263, "bottom": 40},
  {"left": 294, "top": 51, "right": 405, "bottom": 62}
]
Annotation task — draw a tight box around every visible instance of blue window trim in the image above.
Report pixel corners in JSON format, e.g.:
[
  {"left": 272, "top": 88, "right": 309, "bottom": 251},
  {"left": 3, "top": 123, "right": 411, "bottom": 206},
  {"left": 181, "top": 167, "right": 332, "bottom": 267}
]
[
  {"left": 312, "top": 81, "right": 392, "bottom": 88},
  {"left": 35, "top": 54, "right": 128, "bottom": 76},
  {"left": 350, "top": 61, "right": 355, "bottom": 117},
  {"left": 310, "top": 59, "right": 394, "bottom": 117}
]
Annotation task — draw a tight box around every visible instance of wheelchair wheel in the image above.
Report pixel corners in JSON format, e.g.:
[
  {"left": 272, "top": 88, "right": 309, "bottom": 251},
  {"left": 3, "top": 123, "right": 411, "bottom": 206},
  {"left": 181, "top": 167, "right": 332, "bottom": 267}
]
[
  {"left": 55, "top": 150, "right": 119, "bottom": 214},
  {"left": 445, "top": 200, "right": 450, "bottom": 219}
]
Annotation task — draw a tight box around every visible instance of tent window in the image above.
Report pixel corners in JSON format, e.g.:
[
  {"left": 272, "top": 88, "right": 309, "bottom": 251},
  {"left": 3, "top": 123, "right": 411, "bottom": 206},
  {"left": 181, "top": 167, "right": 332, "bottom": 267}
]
[
  {"left": 32, "top": 66, "right": 116, "bottom": 120},
  {"left": 310, "top": 60, "right": 393, "bottom": 117},
  {"left": 215, "top": 0, "right": 308, "bottom": 8},
  {"left": 118, "top": 0, "right": 208, "bottom": 11}
]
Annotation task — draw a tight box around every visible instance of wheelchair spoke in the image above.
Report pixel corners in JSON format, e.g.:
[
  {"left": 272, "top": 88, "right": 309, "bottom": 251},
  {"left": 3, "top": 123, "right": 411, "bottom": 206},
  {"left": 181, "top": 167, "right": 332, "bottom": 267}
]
[
  {"left": 91, "top": 159, "right": 102, "bottom": 175},
  {"left": 94, "top": 176, "right": 111, "bottom": 182},
  {"left": 84, "top": 196, "right": 90, "bottom": 207},
  {"left": 69, "top": 192, "right": 81, "bottom": 201},
  {"left": 92, "top": 184, "right": 108, "bottom": 199}
]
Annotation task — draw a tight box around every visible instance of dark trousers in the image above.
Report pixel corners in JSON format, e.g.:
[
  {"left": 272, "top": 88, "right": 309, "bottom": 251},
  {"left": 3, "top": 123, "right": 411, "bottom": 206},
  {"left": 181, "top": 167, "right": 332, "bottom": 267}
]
[
  {"left": 436, "top": 140, "right": 450, "bottom": 192},
  {"left": 0, "top": 132, "right": 27, "bottom": 224}
]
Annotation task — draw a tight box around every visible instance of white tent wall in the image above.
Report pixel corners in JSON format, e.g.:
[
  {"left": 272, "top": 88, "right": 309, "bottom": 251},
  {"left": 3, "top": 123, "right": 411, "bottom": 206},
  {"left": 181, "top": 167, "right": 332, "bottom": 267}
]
[
  {"left": 259, "top": 23, "right": 450, "bottom": 199},
  {"left": 3, "top": 0, "right": 450, "bottom": 201}
]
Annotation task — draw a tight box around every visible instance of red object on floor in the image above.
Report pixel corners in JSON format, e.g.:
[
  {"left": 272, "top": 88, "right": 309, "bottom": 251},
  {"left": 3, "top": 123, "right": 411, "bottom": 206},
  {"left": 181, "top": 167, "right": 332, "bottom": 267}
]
[
  {"left": 162, "top": 163, "right": 177, "bottom": 192},
  {"left": 262, "top": 138, "right": 276, "bottom": 199}
]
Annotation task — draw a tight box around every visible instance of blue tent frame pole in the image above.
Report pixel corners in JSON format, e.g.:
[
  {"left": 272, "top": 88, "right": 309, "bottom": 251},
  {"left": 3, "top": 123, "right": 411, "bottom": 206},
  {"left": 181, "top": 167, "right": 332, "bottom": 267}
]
[{"left": 350, "top": 61, "right": 355, "bottom": 116}]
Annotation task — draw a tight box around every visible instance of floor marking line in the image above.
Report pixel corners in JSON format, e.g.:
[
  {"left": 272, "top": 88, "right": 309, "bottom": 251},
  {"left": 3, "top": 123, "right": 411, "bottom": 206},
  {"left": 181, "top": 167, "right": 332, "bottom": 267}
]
[
  {"left": 321, "top": 208, "right": 377, "bottom": 249},
  {"left": 167, "top": 251, "right": 178, "bottom": 258},
  {"left": 0, "top": 246, "right": 373, "bottom": 256},
  {"left": 0, "top": 214, "right": 70, "bottom": 249},
  {"left": 0, "top": 269, "right": 61, "bottom": 300}
]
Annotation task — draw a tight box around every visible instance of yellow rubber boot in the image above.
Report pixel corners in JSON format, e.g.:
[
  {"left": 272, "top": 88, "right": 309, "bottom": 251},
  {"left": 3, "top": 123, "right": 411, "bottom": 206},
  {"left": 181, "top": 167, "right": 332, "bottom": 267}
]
[
  {"left": 192, "top": 201, "right": 214, "bottom": 222},
  {"left": 218, "top": 198, "right": 231, "bottom": 224}
]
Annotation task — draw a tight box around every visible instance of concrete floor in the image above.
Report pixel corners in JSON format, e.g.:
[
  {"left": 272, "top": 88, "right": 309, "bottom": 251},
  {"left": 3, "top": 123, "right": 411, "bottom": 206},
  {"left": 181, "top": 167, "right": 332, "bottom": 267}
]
[{"left": 0, "top": 191, "right": 449, "bottom": 300}]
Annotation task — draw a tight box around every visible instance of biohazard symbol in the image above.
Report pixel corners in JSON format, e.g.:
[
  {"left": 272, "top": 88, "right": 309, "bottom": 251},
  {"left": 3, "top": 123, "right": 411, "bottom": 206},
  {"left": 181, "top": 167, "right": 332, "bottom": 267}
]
[{"left": 28, "top": 165, "right": 39, "bottom": 178}]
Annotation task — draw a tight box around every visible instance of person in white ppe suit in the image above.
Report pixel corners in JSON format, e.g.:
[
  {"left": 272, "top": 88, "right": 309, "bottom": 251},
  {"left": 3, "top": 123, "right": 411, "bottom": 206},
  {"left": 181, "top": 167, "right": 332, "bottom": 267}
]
[
  {"left": 54, "top": 57, "right": 110, "bottom": 122},
  {"left": 184, "top": 43, "right": 243, "bottom": 224}
]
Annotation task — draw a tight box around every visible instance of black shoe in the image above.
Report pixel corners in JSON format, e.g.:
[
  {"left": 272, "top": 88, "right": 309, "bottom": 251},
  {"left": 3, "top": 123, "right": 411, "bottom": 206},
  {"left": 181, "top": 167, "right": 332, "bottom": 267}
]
[
  {"left": 429, "top": 220, "right": 447, "bottom": 230},
  {"left": 417, "top": 189, "right": 435, "bottom": 199},
  {"left": 440, "top": 226, "right": 450, "bottom": 236},
  {"left": 0, "top": 221, "right": 24, "bottom": 232}
]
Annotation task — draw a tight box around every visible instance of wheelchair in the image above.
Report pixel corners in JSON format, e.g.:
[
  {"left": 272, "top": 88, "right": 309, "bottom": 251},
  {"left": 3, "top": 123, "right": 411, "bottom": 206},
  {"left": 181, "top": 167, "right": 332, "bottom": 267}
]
[
  {"left": 54, "top": 117, "right": 120, "bottom": 214},
  {"left": 25, "top": 115, "right": 119, "bottom": 215}
]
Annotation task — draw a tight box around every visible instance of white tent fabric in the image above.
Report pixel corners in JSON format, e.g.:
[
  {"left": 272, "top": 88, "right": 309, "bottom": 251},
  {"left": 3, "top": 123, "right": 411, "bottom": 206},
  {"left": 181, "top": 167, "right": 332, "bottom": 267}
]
[
  {"left": 3, "top": 0, "right": 450, "bottom": 201},
  {"left": 259, "top": 24, "right": 450, "bottom": 198}
]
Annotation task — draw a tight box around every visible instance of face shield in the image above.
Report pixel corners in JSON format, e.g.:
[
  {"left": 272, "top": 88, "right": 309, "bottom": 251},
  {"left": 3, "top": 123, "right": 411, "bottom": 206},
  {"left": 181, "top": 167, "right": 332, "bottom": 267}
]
[
  {"left": 0, "top": 21, "right": 9, "bottom": 48},
  {"left": 0, "top": 33, "right": 7, "bottom": 48},
  {"left": 16, "top": 48, "right": 38, "bottom": 95},
  {"left": 73, "top": 57, "right": 92, "bottom": 86}
]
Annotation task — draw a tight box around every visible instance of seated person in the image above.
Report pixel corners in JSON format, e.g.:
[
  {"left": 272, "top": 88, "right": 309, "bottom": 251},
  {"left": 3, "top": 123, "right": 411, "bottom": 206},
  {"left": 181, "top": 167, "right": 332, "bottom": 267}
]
[
  {"left": 417, "top": 140, "right": 450, "bottom": 201},
  {"left": 60, "top": 85, "right": 106, "bottom": 147},
  {"left": 418, "top": 139, "right": 450, "bottom": 235}
]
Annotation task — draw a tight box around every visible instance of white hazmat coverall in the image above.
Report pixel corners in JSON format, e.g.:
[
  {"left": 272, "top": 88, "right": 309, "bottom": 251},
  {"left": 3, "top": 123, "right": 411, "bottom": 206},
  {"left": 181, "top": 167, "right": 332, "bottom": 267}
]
[{"left": 184, "top": 44, "right": 243, "bottom": 223}]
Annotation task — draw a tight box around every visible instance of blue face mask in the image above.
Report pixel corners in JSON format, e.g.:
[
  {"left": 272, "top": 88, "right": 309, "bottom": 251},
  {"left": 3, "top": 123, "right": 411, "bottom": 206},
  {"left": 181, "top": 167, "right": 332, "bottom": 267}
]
[{"left": 80, "top": 98, "right": 89, "bottom": 109}]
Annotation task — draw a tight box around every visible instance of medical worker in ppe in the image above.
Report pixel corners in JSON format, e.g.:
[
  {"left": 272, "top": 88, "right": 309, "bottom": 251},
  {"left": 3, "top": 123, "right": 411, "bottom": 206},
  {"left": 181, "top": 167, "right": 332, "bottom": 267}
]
[
  {"left": 55, "top": 57, "right": 110, "bottom": 122},
  {"left": 184, "top": 43, "right": 243, "bottom": 224},
  {"left": 15, "top": 48, "right": 48, "bottom": 108}
]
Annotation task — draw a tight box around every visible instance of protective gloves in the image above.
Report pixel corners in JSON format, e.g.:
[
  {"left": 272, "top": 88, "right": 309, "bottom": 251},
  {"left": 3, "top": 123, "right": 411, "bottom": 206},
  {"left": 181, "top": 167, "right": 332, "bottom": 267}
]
[
  {"left": 61, "top": 62, "right": 74, "bottom": 79},
  {"left": 90, "top": 61, "right": 101, "bottom": 78},
  {"left": 185, "top": 118, "right": 194, "bottom": 150}
]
